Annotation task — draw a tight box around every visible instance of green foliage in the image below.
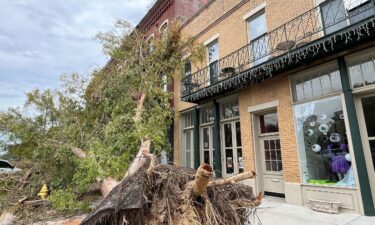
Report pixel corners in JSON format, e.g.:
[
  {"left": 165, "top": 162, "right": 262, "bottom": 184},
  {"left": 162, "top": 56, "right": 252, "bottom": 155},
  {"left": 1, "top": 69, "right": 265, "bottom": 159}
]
[
  {"left": 0, "top": 19, "right": 197, "bottom": 211},
  {"left": 48, "top": 189, "right": 90, "bottom": 212}
]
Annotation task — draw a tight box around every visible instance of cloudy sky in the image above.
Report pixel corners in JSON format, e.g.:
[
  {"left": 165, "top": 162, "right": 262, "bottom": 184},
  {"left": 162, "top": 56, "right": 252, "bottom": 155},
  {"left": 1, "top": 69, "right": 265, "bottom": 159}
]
[{"left": 0, "top": 0, "right": 153, "bottom": 111}]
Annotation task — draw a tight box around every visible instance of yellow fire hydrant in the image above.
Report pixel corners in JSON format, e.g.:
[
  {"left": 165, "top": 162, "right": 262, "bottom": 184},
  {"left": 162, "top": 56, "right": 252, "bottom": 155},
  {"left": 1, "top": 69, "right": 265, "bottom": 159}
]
[{"left": 37, "top": 184, "right": 49, "bottom": 199}]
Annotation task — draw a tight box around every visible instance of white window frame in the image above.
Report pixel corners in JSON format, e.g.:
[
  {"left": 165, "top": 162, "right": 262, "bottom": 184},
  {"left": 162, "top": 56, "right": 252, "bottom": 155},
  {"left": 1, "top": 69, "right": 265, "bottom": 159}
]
[
  {"left": 159, "top": 19, "right": 169, "bottom": 34},
  {"left": 246, "top": 8, "right": 268, "bottom": 66},
  {"left": 289, "top": 61, "right": 342, "bottom": 103},
  {"left": 203, "top": 33, "right": 220, "bottom": 46},
  {"left": 345, "top": 47, "right": 375, "bottom": 93},
  {"left": 289, "top": 63, "right": 357, "bottom": 186},
  {"left": 199, "top": 104, "right": 215, "bottom": 167},
  {"left": 146, "top": 33, "right": 155, "bottom": 53},
  {"left": 182, "top": 111, "right": 195, "bottom": 168},
  {"left": 243, "top": 2, "right": 267, "bottom": 21}
]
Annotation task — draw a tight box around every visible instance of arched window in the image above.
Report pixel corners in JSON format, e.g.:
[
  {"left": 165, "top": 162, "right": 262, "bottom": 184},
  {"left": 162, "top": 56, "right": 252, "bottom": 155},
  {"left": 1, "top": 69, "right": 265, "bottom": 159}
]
[
  {"left": 146, "top": 33, "right": 155, "bottom": 53},
  {"left": 159, "top": 19, "right": 169, "bottom": 36}
]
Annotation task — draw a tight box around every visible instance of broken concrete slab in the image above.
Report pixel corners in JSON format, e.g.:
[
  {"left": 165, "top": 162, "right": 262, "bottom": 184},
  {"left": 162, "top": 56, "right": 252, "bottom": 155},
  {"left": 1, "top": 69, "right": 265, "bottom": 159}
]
[
  {"left": 0, "top": 212, "right": 16, "bottom": 225},
  {"left": 32, "top": 215, "right": 87, "bottom": 225}
]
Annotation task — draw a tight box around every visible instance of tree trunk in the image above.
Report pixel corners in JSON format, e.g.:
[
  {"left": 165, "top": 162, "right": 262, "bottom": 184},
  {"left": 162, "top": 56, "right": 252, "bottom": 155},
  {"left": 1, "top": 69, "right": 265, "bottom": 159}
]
[
  {"left": 191, "top": 164, "right": 213, "bottom": 196},
  {"left": 124, "top": 139, "right": 151, "bottom": 178}
]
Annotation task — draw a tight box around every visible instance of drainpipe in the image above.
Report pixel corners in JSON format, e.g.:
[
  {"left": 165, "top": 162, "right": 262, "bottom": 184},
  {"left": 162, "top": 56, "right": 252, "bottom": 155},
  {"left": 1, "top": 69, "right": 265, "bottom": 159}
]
[
  {"left": 213, "top": 100, "right": 222, "bottom": 178},
  {"left": 338, "top": 57, "right": 375, "bottom": 216}
]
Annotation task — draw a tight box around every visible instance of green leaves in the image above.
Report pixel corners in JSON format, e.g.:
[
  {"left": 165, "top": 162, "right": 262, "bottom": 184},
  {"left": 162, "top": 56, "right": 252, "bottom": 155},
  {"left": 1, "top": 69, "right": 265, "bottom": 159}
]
[
  {"left": 0, "top": 19, "right": 195, "bottom": 211},
  {"left": 48, "top": 189, "right": 90, "bottom": 212}
]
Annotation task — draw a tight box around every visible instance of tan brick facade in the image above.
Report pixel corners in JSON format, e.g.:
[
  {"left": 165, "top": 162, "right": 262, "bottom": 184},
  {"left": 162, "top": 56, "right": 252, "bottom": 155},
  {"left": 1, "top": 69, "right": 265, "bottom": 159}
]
[
  {"left": 174, "top": 0, "right": 315, "bottom": 180},
  {"left": 171, "top": 0, "right": 375, "bottom": 214},
  {"left": 239, "top": 74, "right": 300, "bottom": 183}
]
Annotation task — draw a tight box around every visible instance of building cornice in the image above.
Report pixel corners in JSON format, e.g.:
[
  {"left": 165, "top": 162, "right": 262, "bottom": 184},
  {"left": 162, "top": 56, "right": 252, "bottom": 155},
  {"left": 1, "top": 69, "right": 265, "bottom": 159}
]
[
  {"left": 180, "top": 0, "right": 250, "bottom": 40},
  {"left": 137, "top": 0, "right": 174, "bottom": 32}
]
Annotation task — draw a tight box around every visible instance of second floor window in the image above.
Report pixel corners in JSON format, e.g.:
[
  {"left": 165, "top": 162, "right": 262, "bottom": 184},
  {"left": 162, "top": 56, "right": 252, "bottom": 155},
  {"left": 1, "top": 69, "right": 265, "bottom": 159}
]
[
  {"left": 159, "top": 20, "right": 168, "bottom": 38},
  {"left": 207, "top": 39, "right": 219, "bottom": 64},
  {"left": 184, "top": 60, "right": 191, "bottom": 77},
  {"left": 247, "top": 9, "right": 267, "bottom": 41},
  {"left": 247, "top": 9, "right": 268, "bottom": 65},
  {"left": 321, "top": 0, "right": 375, "bottom": 35},
  {"left": 146, "top": 35, "right": 154, "bottom": 54},
  {"left": 207, "top": 39, "right": 219, "bottom": 84}
]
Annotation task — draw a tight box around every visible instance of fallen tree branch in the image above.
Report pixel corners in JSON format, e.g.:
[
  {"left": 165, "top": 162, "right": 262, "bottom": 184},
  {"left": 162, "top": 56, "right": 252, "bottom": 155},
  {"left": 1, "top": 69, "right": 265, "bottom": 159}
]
[
  {"left": 23, "top": 199, "right": 47, "bottom": 205},
  {"left": 17, "top": 196, "right": 27, "bottom": 204},
  {"left": 209, "top": 171, "right": 256, "bottom": 186},
  {"left": 96, "top": 177, "right": 119, "bottom": 197}
]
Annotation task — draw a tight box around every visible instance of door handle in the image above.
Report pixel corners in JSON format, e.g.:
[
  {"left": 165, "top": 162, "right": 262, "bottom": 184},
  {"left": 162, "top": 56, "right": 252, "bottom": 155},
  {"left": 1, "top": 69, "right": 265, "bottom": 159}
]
[{"left": 271, "top": 179, "right": 281, "bottom": 182}]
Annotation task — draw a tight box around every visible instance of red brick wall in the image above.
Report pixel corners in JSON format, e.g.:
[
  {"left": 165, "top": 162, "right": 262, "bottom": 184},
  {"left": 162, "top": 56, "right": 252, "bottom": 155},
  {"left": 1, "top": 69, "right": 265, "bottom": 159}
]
[
  {"left": 138, "top": 0, "right": 208, "bottom": 38},
  {"left": 175, "top": 0, "right": 208, "bottom": 24}
]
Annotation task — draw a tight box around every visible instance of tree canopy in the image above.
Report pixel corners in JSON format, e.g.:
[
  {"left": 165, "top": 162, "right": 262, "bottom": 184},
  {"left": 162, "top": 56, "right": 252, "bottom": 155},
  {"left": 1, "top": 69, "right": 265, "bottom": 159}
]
[{"left": 0, "top": 19, "right": 196, "bottom": 196}]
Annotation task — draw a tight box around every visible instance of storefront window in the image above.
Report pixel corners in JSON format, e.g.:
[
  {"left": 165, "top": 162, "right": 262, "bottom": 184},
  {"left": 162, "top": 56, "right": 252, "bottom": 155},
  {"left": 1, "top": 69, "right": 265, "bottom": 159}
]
[
  {"left": 236, "top": 122, "right": 243, "bottom": 173},
  {"left": 201, "top": 106, "right": 214, "bottom": 124},
  {"left": 183, "top": 112, "right": 194, "bottom": 168},
  {"left": 361, "top": 96, "right": 375, "bottom": 171},
  {"left": 294, "top": 96, "right": 354, "bottom": 186},
  {"left": 292, "top": 68, "right": 342, "bottom": 102},
  {"left": 221, "top": 100, "right": 240, "bottom": 119},
  {"left": 348, "top": 56, "right": 375, "bottom": 88}
]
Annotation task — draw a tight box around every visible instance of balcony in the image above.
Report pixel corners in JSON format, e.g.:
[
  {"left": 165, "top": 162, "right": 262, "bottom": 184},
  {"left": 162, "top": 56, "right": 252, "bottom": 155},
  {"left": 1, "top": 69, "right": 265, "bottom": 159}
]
[{"left": 181, "top": 0, "right": 375, "bottom": 103}]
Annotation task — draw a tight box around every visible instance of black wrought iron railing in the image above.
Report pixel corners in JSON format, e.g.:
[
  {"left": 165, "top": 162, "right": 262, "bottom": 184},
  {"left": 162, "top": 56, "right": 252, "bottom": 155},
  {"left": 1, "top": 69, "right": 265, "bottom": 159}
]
[{"left": 181, "top": 0, "right": 375, "bottom": 97}]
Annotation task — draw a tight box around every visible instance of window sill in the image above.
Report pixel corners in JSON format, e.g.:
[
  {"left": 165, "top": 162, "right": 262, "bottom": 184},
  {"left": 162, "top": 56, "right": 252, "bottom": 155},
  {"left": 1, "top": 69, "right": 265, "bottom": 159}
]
[
  {"left": 258, "top": 132, "right": 279, "bottom": 137},
  {"left": 301, "top": 183, "right": 357, "bottom": 190}
]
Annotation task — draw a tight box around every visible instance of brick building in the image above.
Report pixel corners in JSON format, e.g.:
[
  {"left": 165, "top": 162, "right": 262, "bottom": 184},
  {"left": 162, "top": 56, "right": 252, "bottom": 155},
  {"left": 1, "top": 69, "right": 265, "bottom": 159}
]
[
  {"left": 137, "top": 0, "right": 208, "bottom": 36},
  {"left": 173, "top": 0, "right": 375, "bottom": 215},
  {"left": 101, "top": 0, "right": 208, "bottom": 163}
]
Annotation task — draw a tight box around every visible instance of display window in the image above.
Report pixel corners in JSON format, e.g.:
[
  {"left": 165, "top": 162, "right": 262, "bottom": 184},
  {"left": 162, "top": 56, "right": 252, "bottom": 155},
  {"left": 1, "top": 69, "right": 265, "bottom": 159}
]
[
  {"left": 348, "top": 56, "right": 375, "bottom": 89},
  {"left": 294, "top": 95, "right": 354, "bottom": 186},
  {"left": 292, "top": 64, "right": 355, "bottom": 187}
]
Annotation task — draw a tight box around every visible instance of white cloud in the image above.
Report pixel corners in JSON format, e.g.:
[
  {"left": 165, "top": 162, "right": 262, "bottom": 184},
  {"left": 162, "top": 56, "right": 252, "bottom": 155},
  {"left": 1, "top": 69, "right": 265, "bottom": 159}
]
[{"left": 0, "top": 0, "right": 153, "bottom": 111}]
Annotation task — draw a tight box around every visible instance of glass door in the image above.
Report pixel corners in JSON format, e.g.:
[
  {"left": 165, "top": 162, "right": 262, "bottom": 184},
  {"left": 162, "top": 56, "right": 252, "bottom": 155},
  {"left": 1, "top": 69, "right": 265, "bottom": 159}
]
[
  {"left": 221, "top": 121, "right": 243, "bottom": 177},
  {"left": 256, "top": 111, "right": 285, "bottom": 195},
  {"left": 359, "top": 95, "right": 375, "bottom": 204},
  {"left": 184, "top": 129, "right": 194, "bottom": 169},
  {"left": 201, "top": 125, "right": 215, "bottom": 168}
]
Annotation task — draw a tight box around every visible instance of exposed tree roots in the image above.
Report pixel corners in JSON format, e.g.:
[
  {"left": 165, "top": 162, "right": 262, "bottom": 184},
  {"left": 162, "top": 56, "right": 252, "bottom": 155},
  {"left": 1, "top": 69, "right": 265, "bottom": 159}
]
[{"left": 80, "top": 164, "right": 261, "bottom": 225}]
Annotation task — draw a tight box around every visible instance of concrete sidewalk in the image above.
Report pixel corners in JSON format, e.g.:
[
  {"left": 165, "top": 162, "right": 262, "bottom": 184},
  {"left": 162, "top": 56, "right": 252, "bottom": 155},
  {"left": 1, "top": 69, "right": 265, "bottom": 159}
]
[{"left": 249, "top": 197, "right": 375, "bottom": 225}]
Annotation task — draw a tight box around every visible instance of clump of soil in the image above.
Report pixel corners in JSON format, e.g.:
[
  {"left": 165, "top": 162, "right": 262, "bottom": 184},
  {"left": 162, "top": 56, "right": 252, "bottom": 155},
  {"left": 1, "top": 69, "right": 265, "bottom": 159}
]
[{"left": 81, "top": 164, "right": 260, "bottom": 225}]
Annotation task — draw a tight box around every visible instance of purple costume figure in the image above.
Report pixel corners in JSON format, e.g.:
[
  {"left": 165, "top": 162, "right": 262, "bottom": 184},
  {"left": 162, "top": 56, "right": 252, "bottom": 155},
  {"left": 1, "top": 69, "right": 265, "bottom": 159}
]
[{"left": 331, "top": 155, "right": 350, "bottom": 174}]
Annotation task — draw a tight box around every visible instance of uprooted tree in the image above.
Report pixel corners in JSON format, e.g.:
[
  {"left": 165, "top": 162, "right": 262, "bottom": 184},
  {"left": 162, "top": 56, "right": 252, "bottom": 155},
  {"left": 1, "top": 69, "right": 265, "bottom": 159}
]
[
  {"left": 0, "top": 19, "right": 262, "bottom": 224},
  {"left": 0, "top": 20, "right": 190, "bottom": 198}
]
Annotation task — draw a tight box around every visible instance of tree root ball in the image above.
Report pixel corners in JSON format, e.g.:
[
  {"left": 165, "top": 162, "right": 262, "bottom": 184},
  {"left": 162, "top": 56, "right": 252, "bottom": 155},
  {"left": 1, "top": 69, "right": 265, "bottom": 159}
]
[{"left": 80, "top": 165, "right": 261, "bottom": 225}]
